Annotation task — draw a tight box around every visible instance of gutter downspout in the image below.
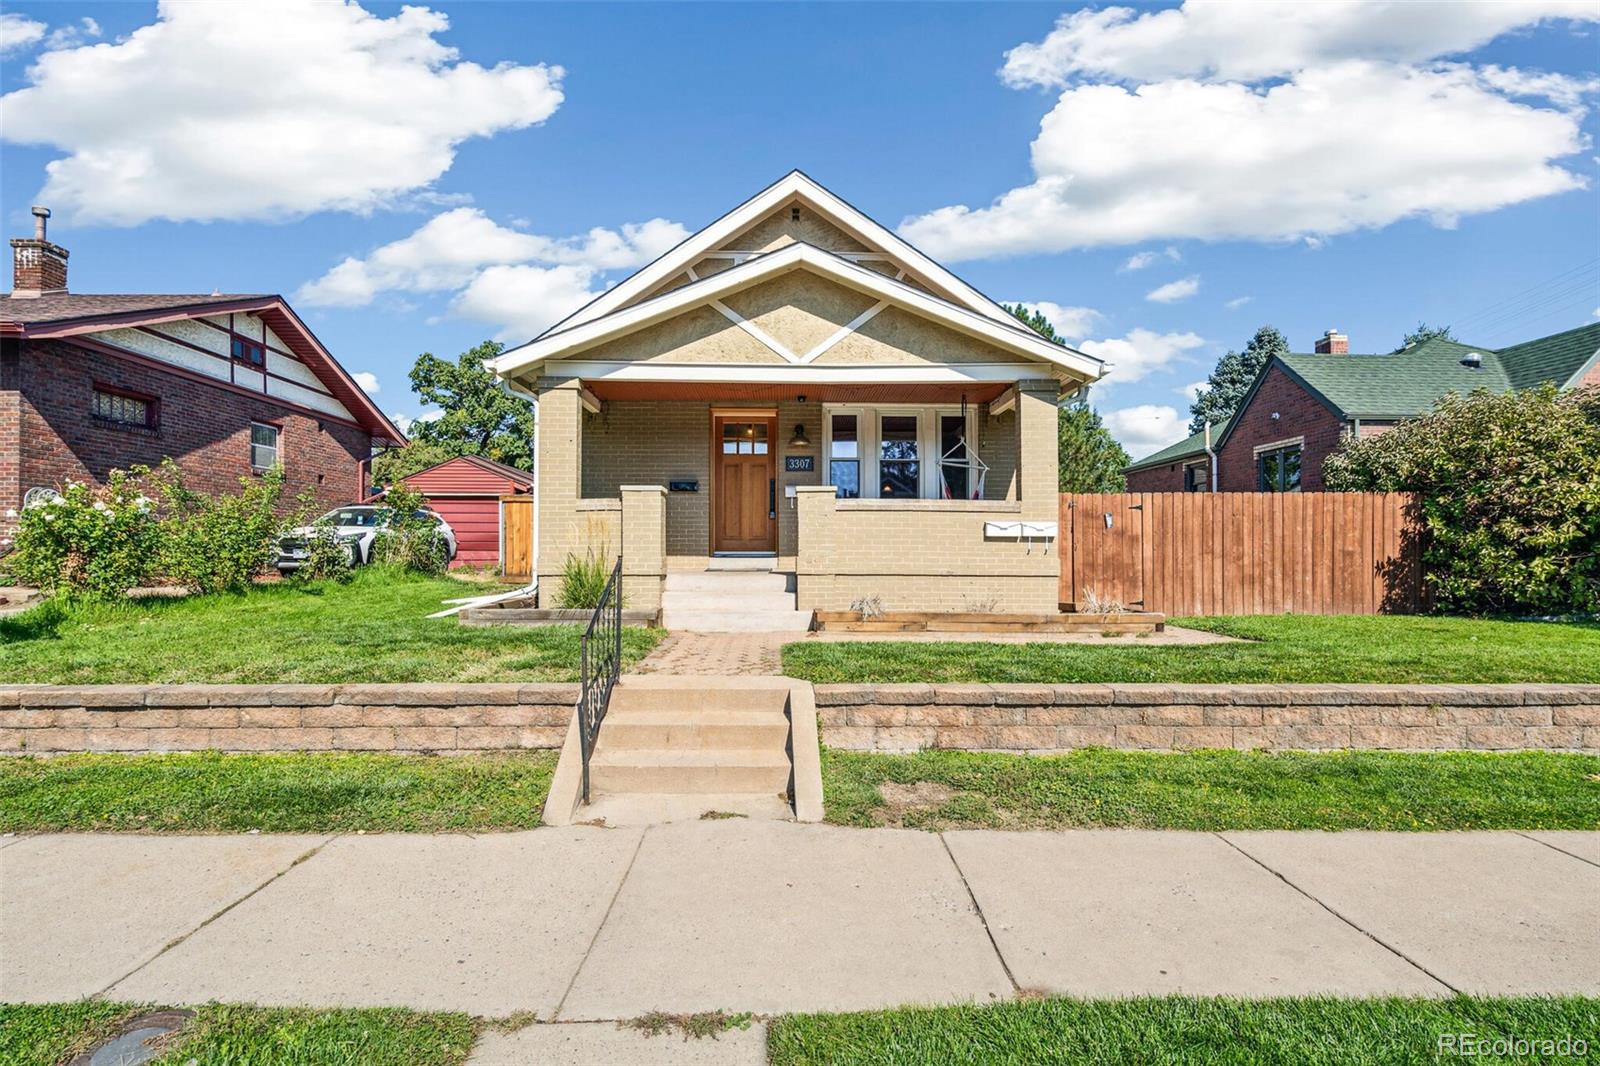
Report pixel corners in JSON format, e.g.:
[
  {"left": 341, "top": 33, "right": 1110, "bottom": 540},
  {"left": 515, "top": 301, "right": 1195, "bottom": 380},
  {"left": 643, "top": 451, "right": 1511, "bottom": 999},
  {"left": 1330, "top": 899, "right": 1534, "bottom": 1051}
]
[
  {"left": 426, "top": 376, "right": 541, "bottom": 618},
  {"left": 1203, "top": 421, "right": 1218, "bottom": 492}
]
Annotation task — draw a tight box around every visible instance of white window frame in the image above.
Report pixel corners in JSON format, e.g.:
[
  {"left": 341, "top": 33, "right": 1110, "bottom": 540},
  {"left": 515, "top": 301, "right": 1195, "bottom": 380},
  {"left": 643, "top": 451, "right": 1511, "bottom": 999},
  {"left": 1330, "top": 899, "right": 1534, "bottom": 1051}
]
[
  {"left": 823, "top": 403, "right": 979, "bottom": 500},
  {"left": 249, "top": 421, "right": 280, "bottom": 472}
]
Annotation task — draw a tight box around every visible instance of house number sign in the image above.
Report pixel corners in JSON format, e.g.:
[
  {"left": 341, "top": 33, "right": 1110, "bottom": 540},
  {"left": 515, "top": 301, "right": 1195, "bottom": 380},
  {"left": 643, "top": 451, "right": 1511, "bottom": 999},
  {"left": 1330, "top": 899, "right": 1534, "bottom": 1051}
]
[{"left": 784, "top": 456, "right": 815, "bottom": 472}]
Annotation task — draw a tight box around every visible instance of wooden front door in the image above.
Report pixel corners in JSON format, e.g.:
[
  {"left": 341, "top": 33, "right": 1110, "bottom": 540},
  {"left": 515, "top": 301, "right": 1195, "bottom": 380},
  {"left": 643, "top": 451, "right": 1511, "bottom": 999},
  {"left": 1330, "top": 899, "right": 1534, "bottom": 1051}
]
[{"left": 713, "top": 414, "right": 777, "bottom": 552}]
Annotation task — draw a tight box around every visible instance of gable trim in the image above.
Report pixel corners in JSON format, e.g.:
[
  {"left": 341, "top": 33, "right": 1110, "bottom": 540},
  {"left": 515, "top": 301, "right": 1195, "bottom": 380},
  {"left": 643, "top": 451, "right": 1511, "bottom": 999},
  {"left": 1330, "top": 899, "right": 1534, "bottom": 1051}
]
[
  {"left": 1212, "top": 358, "right": 1346, "bottom": 453},
  {"left": 541, "top": 170, "right": 1033, "bottom": 337},
  {"left": 494, "top": 242, "right": 1103, "bottom": 381}
]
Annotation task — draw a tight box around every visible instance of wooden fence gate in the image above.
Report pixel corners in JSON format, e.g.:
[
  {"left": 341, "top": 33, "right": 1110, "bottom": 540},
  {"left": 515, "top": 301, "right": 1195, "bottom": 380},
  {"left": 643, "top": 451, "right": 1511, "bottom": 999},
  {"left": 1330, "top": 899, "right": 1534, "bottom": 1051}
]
[
  {"left": 1059, "top": 492, "right": 1422, "bottom": 615},
  {"left": 500, "top": 495, "right": 533, "bottom": 583}
]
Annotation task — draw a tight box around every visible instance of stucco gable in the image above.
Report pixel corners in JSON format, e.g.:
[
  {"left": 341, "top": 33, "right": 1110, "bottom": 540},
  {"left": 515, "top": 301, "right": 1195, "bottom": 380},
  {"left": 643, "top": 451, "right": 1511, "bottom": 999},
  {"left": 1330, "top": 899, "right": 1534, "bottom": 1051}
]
[
  {"left": 722, "top": 201, "right": 872, "bottom": 254},
  {"left": 576, "top": 302, "right": 785, "bottom": 365},
  {"left": 720, "top": 270, "right": 880, "bottom": 358},
  {"left": 815, "top": 304, "right": 1022, "bottom": 367}
]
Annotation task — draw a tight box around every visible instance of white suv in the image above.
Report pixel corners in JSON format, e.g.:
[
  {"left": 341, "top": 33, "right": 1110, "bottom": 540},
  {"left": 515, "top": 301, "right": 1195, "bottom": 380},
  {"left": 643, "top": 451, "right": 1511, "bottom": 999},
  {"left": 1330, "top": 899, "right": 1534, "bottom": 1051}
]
[{"left": 275, "top": 504, "right": 457, "bottom": 573}]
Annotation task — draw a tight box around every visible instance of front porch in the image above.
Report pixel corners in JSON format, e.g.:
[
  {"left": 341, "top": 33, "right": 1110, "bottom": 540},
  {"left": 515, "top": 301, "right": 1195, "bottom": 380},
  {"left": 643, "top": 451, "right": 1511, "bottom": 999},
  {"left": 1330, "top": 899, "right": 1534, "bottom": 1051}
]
[{"left": 533, "top": 376, "right": 1066, "bottom": 617}]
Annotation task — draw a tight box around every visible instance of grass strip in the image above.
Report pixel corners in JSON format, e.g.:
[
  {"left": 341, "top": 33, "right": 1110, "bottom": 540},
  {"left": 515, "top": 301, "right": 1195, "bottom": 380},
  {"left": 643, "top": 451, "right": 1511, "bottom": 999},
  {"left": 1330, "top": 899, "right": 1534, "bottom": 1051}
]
[
  {"left": 823, "top": 748, "right": 1600, "bottom": 831},
  {"left": 0, "top": 751, "right": 556, "bottom": 833}
]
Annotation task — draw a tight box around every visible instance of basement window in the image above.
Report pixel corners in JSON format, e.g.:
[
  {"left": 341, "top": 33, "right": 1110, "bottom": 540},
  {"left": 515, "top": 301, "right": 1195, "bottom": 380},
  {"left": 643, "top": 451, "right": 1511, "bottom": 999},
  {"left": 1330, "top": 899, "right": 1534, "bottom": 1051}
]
[
  {"left": 250, "top": 422, "right": 280, "bottom": 472},
  {"left": 92, "top": 385, "right": 159, "bottom": 431}
]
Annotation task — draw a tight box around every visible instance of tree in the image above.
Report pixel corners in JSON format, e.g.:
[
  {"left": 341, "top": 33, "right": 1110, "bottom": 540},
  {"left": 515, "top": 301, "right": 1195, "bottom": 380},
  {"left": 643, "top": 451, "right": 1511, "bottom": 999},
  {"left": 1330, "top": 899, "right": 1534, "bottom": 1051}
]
[
  {"left": 1188, "top": 325, "right": 1290, "bottom": 433},
  {"left": 370, "top": 440, "right": 459, "bottom": 487},
  {"left": 399, "top": 340, "right": 535, "bottom": 472},
  {"left": 1395, "top": 322, "right": 1456, "bottom": 352},
  {"left": 1324, "top": 385, "right": 1600, "bottom": 614},
  {"left": 1003, "top": 305, "right": 1129, "bottom": 490},
  {"left": 1057, "top": 403, "right": 1129, "bottom": 492}
]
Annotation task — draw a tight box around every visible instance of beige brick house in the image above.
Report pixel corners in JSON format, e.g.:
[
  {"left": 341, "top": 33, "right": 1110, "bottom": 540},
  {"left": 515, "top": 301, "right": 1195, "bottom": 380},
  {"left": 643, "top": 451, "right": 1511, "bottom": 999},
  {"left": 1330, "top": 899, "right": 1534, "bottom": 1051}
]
[{"left": 492, "top": 172, "right": 1103, "bottom": 619}]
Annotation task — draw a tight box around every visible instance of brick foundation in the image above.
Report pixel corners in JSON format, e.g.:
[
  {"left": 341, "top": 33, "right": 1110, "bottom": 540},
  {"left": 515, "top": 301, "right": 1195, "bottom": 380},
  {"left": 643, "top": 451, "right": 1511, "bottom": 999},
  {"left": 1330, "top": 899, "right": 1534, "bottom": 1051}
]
[{"left": 815, "top": 683, "right": 1600, "bottom": 753}]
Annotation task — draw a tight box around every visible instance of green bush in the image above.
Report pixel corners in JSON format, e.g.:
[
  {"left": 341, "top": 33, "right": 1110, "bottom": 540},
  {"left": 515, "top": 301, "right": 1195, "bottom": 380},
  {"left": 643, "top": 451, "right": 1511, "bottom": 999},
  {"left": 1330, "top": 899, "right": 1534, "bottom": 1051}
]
[
  {"left": 8, "top": 470, "right": 162, "bottom": 598},
  {"left": 1324, "top": 385, "right": 1600, "bottom": 614},
  {"left": 367, "top": 483, "right": 449, "bottom": 576},
  {"left": 155, "top": 462, "right": 285, "bottom": 594},
  {"left": 293, "top": 524, "right": 357, "bottom": 583},
  {"left": 557, "top": 549, "right": 614, "bottom": 609}
]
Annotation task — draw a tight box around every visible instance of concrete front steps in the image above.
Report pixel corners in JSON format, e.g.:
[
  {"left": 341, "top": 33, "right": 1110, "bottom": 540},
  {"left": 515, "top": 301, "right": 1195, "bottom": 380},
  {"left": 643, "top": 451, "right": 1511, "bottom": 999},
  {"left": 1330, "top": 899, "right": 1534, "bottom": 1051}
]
[
  {"left": 545, "top": 676, "right": 824, "bottom": 827},
  {"left": 660, "top": 567, "right": 814, "bottom": 633}
]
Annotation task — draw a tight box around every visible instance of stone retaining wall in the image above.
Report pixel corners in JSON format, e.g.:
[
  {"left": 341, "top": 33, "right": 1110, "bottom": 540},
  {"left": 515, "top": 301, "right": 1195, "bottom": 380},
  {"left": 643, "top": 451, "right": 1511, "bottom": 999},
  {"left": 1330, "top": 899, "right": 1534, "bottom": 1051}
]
[
  {"left": 0, "top": 684, "right": 580, "bottom": 754},
  {"left": 813, "top": 684, "right": 1600, "bottom": 752},
  {"left": 3, "top": 682, "right": 1597, "bottom": 755}
]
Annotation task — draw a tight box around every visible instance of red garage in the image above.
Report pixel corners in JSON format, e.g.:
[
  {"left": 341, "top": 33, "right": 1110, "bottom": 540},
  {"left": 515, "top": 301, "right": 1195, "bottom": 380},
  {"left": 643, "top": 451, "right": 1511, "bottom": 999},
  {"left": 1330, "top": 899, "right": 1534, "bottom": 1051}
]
[{"left": 399, "top": 455, "right": 534, "bottom": 571}]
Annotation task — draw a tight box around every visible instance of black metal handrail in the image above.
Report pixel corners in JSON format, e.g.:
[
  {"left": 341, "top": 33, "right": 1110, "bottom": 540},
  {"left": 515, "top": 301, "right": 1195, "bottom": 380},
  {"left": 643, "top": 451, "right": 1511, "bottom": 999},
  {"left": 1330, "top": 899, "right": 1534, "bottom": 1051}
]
[{"left": 577, "top": 557, "right": 623, "bottom": 804}]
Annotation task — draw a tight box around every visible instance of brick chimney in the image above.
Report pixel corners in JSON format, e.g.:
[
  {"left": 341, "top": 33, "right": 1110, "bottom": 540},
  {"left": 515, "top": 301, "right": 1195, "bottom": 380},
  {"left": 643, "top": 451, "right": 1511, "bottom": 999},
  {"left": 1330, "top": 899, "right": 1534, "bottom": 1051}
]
[
  {"left": 10, "top": 206, "right": 69, "bottom": 298},
  {"left": 1314, "top": 329, "right": 1348, "bottom": 355}
]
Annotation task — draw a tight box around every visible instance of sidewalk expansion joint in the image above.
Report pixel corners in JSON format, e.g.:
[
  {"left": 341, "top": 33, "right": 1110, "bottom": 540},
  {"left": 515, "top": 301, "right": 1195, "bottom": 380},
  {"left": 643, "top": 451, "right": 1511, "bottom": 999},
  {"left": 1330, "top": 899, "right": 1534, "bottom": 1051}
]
[
  {"left": 93, "top": 833, "right": 340, "bottom": 1000},
  {"left": 939, "top": 832, "right": 1021, "bottom": 996},
  {"left": 1513, "top": 831, "right": 1600, "bottom": 871},
  {"left": 1214, "top": 833, "right": 1461, "bottom": 996},
  {"left": 550, "top": 825, "right": 649, "bottom": 1022}
]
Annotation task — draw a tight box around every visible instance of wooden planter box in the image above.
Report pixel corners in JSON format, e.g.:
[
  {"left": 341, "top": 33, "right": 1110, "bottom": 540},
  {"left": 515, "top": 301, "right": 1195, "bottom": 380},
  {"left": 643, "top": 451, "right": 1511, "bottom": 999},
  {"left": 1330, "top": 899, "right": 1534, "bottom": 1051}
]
[{"left": 813, "top": 610, "right": 1165, "bottom": 634}]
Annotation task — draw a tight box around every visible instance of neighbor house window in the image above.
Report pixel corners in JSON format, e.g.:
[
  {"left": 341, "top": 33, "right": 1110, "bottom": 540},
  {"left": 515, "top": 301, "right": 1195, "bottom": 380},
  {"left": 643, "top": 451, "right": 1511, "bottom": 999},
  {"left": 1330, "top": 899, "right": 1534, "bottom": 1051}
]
[
  {"left": 231, "top": 335, "right": 266, "bottom": 367},
  {"left": 250, "top": 422, "right": 280, "bottom": 471},
  {"left": 828, "top": 413, "right": 860, "bottom": 499},
  {"left": 1257, "top": 444, "right": 1302, "bottom": 492},
  {"left": 1183, "top": 460, "right": 1209, "bottom": 493},
  {"left": 878, "top": 415, "right": 919, "bottom": 497},
  {"left": 91, "top": 385, "right": 158, "bottom": 431}
]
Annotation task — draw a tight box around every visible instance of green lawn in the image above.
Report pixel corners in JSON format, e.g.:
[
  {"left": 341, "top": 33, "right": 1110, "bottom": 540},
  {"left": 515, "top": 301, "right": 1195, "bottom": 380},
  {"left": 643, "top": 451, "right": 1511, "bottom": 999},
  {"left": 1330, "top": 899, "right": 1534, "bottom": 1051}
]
[
  {"left": 0, "top": 751, "right": 556, "bottom": 833},
  {"left": 823, "top": 748, "right": 1600, "bottom": 830},
  {"left": 784, "top": 615, "right": 1600, "bottom": 684},
  {"left": 0, "top": 570, "right": 662, "bottom": 683},
  {"left": 0, "top": 1002, "right": 476, "bottom": 1066},
  {"left": 768, "top": 995, "right": 1600, "bottom": 1066}
]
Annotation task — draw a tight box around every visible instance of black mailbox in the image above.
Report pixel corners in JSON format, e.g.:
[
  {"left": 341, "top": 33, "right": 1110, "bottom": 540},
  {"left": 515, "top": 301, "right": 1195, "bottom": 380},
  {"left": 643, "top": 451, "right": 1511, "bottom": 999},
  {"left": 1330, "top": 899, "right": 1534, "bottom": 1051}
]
[{"left": 669, "top": 480, "right": 698, "bottom": 493}]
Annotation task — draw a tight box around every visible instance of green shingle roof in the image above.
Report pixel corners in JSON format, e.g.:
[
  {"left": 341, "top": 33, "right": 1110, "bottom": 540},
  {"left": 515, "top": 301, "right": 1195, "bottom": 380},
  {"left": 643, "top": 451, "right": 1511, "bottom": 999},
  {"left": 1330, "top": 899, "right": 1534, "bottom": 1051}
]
[
  {"left": 1124, "top": 416, "right": 1231, "bottom": 473},
  {"left": 1494, "top": 322, "right": 1600, "bottom": 391}
]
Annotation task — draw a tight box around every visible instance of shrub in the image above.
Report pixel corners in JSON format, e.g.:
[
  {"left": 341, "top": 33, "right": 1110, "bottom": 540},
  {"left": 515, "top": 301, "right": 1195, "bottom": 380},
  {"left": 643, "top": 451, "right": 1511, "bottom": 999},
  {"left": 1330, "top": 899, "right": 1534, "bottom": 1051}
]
[
  {"left": 292, "top": 524, "right": 356, "bottom": 583},
  {"left": 558, "top": 549, "right": 614, "bottom": 609},
  {"left": 7, "top": 471, "right": 163, "bottom": 598},
  {"left": 155, "top": 462, "right": 285, "bottom": 594},
  {"left": 1324, "top": 385, "right": 1600, "bottom": 614},
  {"left": 367, "top": 483, "right": 449, "bottom": 576}
]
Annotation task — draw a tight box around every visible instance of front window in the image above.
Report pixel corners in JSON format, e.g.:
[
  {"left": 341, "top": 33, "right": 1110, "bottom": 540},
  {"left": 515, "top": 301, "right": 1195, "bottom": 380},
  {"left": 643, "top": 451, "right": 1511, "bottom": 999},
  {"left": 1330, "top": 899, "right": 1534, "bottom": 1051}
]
[
  {"left": 1258, "top": 445, "right": 1302, "bottom": 492},
  {"left": 250, "top": 422, "right": 280, "bottom": 471},
  {"left": 878, "top": 415, "right": 919, "bottom": 498},
  {"left": 828, "top": 414, "right": 860, "bottom": 499}
]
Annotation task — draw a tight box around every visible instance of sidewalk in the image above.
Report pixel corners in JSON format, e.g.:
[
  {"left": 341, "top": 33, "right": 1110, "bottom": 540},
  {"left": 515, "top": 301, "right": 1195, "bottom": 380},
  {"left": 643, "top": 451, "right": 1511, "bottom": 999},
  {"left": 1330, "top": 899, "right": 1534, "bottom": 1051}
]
[{"left": 3, "top": 824, "right": 1596, "bottom": 1019}]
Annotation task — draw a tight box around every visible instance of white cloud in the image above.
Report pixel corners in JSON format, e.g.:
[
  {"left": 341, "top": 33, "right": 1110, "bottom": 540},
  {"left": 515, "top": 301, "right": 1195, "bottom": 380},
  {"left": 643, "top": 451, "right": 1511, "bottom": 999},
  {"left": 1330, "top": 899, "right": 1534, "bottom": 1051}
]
[
  {"left": 1475, "top": 64, "right": 1600, "bottom": 109},
  {"left": 1000, "top": 1, "right": 1597, "bottom": 88},
  {"left": 1224, "top": 295, "right": 1254, "bottom": 310},
  {"left": 1145, "top": 275, "right": 1200, "bottom": 303},
  {"left": 1012, "top": 301, "right": 1103, "bottom": 342},
  {"left": 0, "top": 13, "right": 45, "bottom": 55},
  {"left": 388, "top": 409, "right": 442, "bottom": 436},
  {"left": 1119, "top": 246, "right": 1180, "bottom": 272},
  {"left": 1102, "top": 404, "right": 1190, "bottom": 459},
  {"left": 0, "top": 2, "right": 564, "bottom": 225},
  {"left": 1077, "top": 328, "right": 1205, "bottom": 386},
  {"left": 298, "top": 208, "right": 688, "bottom": 340},
  {"left": 353, "top": 372, "right": 380, "bottom": 395},
  {"left": 1180, "top": 380, "right": 1207, "bottom": 403},
  {"left": 901, "top": 61, "right": 1590, "bottom": 259},
  {"left": 44, "top": 17, "right": 100, "bottom": 51}
]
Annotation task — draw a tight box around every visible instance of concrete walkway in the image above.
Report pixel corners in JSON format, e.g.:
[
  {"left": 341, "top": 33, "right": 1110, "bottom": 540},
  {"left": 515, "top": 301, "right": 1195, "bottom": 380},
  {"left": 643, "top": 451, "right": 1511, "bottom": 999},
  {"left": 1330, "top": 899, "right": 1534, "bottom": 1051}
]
[{"left": 4, "top": 824, "right": 1596, "bottom": 1021}]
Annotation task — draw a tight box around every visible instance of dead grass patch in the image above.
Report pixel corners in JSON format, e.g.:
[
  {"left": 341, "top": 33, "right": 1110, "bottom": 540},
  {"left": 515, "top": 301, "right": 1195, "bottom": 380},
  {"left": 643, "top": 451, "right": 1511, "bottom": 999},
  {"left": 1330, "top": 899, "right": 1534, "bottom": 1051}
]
[{"left": 619, "top": 1010, "right": 754, "bottom": 1040}]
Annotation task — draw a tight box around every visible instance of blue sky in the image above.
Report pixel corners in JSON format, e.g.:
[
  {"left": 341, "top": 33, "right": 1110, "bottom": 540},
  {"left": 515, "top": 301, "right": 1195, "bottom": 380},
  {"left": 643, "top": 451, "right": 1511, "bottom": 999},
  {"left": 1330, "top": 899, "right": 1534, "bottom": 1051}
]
[{"left": 3, "top": 1, "right": 1597, "bottom": 455}]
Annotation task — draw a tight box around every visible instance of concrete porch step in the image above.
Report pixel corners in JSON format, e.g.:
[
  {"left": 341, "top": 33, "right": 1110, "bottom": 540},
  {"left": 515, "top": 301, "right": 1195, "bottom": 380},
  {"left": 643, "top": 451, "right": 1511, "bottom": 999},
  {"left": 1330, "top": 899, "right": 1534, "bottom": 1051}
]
[
  {"left": 601, "top": 708, "right": 790, "bottom": 748},
  {"left": 705, "top": 555, "right": 779, "bottom": 571},
  {"left": 664, "top": 571, "right": 791, "bottom": 593},
  {"left": 661, "top": 590, "right": 798, "bottom": 611},
  {"left": 588, "top": 747, "right": 791, "bottom": 794},
  {"left": 659, "top": 609, "right": 814, "bottom": 633}
]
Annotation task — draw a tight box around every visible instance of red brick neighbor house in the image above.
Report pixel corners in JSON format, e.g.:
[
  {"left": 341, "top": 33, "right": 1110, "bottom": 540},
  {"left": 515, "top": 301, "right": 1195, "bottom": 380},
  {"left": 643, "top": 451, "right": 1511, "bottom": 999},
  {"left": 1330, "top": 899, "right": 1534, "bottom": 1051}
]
[
  {"left": 1, "top": 208, "right": 405, "bottom": 541},
  {"left": 396, "top": 455, "right": 534, "bottom": 570},
  {"left": 1126, "top": 323, "right": 1600, "bottom": 493}
]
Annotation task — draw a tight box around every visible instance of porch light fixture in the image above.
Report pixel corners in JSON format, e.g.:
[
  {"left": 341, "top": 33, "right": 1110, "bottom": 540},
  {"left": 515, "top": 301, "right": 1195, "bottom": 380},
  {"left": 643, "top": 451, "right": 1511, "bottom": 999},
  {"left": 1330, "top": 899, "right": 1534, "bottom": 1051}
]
[{"left": 789, "top": 423, "right": 812, "bottom": 448}]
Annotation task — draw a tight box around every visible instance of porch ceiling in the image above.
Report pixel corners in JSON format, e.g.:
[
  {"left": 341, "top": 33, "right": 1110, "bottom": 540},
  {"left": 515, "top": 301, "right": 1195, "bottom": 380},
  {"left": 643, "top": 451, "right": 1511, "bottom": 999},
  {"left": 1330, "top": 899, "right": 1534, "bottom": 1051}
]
[{"left": 582, "top": 380, "right": 1010, "bottom": 404}]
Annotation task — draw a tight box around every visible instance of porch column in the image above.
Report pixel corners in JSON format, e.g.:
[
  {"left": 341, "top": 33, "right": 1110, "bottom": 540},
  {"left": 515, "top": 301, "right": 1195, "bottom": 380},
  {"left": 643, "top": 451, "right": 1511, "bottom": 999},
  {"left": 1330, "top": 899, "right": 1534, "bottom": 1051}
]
[
  {"left": 620, "top": 484, "right": 666, "bottom": 614},
  {"left": 1016, "top": 378, "right": 1061, "bottom": 519},
  {"left": 535, "top": 376, "right": 583, "bottom": 605},
  {"left": 794, "top": 485, "right": 837, "bottom": 611}
]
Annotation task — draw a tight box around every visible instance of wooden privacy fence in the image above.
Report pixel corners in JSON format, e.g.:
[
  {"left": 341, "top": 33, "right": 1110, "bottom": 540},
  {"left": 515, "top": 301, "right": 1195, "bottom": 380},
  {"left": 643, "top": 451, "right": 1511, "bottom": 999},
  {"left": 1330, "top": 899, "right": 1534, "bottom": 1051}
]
[
  {"left": 500, "top": 495, "right": 533, "bottom": 582},
  {"left": 1059, "top": 492, "right": 1423, "bottom": 616}
]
